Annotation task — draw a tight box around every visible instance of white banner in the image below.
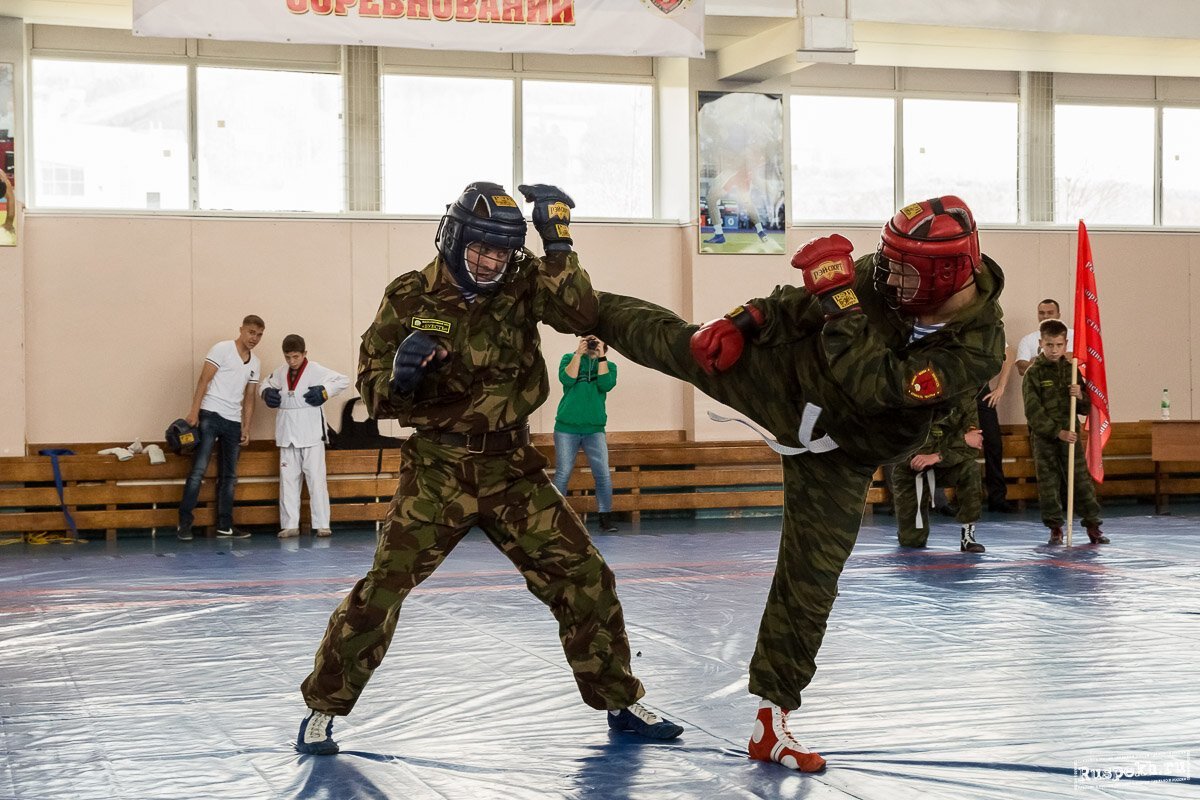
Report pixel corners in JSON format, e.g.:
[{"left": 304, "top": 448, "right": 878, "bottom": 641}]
[{"left": 133, "top": 0, "right": 704, "bottom": 58}]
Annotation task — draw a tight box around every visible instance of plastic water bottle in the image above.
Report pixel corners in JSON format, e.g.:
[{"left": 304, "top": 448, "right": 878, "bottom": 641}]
[{"left": 1161, "top": 388, "right": 1171, "bottom": 420}]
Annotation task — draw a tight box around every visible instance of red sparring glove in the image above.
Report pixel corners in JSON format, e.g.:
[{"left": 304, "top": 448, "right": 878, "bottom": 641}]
[
  {"left": 791, "top": 234, "right": 861, "bottom": 318},
  {"left": 689, "top": 304, "right": 765, "bottom": 374}
]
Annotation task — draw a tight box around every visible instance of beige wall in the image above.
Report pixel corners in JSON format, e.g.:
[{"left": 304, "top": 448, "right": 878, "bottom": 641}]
[{"left": 14, "top": 214, "right": 1197, "bottom": 447}]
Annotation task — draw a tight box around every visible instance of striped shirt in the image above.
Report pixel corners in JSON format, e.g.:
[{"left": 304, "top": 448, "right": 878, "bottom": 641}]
[{"left": 909, "top": 321, "right": 945, "bottom": 343}]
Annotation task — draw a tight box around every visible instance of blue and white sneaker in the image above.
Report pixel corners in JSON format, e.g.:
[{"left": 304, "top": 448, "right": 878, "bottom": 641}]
[
  {"left": 296, "top": 709, "right": 339, "bottom": 755},
  {"left": 704, "top": 233, "right": 727, "bottom": 245},
  {"left": 607, "top": 702, "right": 683, "bottom": 740}
]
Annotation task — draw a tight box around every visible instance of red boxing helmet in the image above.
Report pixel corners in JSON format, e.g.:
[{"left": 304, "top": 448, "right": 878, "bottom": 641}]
[{"left": 873, "top": 195, "right": 980, "bottom": 314}]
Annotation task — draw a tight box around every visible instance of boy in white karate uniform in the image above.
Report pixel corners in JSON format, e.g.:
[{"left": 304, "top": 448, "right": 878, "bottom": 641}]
[{"left": 262, "top": 334, "right": 351, "bottom": 538}]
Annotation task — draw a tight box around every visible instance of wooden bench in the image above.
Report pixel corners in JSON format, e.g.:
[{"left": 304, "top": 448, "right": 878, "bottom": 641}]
[
  {"left": 0, "top": 445, "right": 397, "bottom": 540},
  {"left": 2, "top": 422, "right": 1196, "bottom": 539}
]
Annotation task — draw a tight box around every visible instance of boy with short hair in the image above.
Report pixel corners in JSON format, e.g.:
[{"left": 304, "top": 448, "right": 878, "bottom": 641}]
[
  {"left": 177, "top": 315, "right": 265, "bottom": 541},
  {"left": 262, "top": 335, "right": 350, "bottom": 539},
  {"left": 1022, "top": 319, "right": 1109, "bottom": 545}
]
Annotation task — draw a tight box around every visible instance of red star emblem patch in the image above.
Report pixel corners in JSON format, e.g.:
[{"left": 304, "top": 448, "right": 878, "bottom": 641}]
[{"left": 907, "top": 367, "right": 943, "bottom": 401}]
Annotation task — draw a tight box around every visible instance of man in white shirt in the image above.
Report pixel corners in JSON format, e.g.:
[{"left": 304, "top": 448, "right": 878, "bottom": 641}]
[
  {"left": 1016, "top": 298, "right": 1073, "bottom": 376},
  {"left": 261, "top": 334, "right": 350, "bottom": 539},
  {"left": 177, "top": 315, "right": 265, "bottom": 540}
]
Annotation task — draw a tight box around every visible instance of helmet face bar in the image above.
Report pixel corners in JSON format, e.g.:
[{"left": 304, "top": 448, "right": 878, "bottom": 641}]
[
  {"left": 873, "top": 195, "right": 980, "bottom": 314},
  {"left": 435, "top": 182, "right": 527, "bottom": 295}
]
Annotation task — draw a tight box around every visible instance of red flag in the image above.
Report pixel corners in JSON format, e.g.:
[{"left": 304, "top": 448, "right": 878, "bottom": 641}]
[{"left": 1073, "top": 221, "right": 1110, "bottom": 482}]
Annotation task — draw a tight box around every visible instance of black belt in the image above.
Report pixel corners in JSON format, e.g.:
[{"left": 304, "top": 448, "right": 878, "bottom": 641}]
[{"left": 416, "top": 425, "right": 530, "bottom": 454}]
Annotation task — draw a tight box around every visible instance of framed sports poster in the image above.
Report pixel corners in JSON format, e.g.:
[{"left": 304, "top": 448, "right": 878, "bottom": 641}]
[
  {"left": 0, "top": 63, "right": 15, "bottom": 247},
  {"left": 697, "top": 91, "right": 785, "bottom": 254}
]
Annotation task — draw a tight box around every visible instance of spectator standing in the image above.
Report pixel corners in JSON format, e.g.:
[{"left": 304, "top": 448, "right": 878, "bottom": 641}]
[
  {"left": 177, "top": 315, "right": 264, "bottom": 540},
  {"left": 261, "top": 334, "right": 351, "bottom": 539},
  {"left": 553, "top": 335, "right": 619, "bottom": 533}
]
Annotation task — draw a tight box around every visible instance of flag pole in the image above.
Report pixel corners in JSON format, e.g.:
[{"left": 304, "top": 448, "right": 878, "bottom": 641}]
[{"left": 1066, "top": 358, "right": 1079, "bottom": 546}]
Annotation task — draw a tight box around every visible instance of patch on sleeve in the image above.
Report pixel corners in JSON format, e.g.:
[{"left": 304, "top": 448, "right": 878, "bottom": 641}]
[
  {"left": 411, "top": 316, "right": 452, "bottom": 335},
  {"left": 907, "top": 366, "right": 944, "bottom": 400}
]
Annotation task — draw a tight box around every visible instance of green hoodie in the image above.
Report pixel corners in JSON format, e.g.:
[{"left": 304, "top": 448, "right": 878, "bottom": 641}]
[{"left": 554, "top": 353, "right": 617, "bottom": 434}]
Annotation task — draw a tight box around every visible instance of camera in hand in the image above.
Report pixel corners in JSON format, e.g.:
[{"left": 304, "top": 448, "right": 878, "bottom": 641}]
[{"left": 586, "top": 337, "right": 599, "bottom": 351}]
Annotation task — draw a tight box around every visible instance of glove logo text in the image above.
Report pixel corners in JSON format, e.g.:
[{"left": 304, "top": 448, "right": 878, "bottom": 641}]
[{"left": 812, "top": 259, "right": 849, "bottom": 283}]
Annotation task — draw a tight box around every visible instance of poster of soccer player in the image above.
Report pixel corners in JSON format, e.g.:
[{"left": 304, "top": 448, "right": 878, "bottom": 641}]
[
  {"left": 0, "top": 63, "right": 15, "bottom": 247},
  {"left": 697, "top": 91, "right": 785, "bottom": 255}
]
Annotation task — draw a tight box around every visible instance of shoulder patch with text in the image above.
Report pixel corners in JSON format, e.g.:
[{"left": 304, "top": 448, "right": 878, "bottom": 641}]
[
  {"left": 907, "top": 367, "right": 944, "bottom": 400},
  {"left": 411, "top": 317, "right": 452, "bottom": 335}
]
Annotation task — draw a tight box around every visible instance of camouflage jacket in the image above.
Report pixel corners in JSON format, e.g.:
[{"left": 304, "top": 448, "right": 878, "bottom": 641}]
[
  {"left": 358, "top": 250, "right": 598, "bottom": 433},
  {"left": 917, "top": 395, "right": 981, "bottom": 468},
  {"left": 1022, "top": 354, "right": 1090, "bottom": 442},
  {"left": 748, "top": 253, "right": 1006, "bottom": 465}
]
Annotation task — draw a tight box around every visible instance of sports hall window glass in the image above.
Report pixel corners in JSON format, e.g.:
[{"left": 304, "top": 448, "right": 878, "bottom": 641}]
[
  {"left": 31, "top": 59, "right": 188, "bottom": 210},
  {"left": 790, "top": 95, "right": 894, "bottom": 222},
  {"left": 197, "top": 67, "right": 343, "bottom": 213},
  {"left": 903, "top": 98, "right": 1018, "bottom": 224},
  {"left": 383, "top": 75, "right": 513, "bottom": 215},
  {"left": 1055, "top": 104, "right": 1153, "bottom": 225},
  {"left": 522, "top": 80, "right": 653, "bottom": 219},
  {"left": 1161, "top": 107, "right": 1200, "bottom": 226}
]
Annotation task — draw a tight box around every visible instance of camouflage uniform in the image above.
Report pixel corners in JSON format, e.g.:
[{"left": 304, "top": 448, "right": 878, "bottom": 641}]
[
  {"left": 301, "top": 249, "right": 646, "bottom": 715},
  {"left": 595, "top": 254, "right": 1005, "bottom": 709},
  {"left": 889, "top": 396, "right": 983, "bottom": 547},
  {"left": 1021, "top": 354, "right": 1102, "bottom": 528}
]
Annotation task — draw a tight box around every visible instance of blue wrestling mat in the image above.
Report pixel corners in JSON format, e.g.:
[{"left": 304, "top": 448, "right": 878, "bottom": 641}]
[{"left": 1, "top": 506, "right": 1198, "bottom": 799}]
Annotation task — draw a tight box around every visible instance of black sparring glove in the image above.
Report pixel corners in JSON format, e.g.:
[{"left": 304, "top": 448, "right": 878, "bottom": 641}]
[
  {"left": 303, "top": 385, "right": 328, "bottom": 407},
  {"left": 517, "top": 184, "right": 574, "bottom": 253},
  {"left": 262, "top": 387, "right": 282, "bottom": 408},
  {"left": 390, "top": 331, "right": 447, "bottom": 395}
]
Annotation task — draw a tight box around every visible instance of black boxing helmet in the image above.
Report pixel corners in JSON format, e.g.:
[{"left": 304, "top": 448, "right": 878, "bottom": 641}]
[{"left": 435, "top": 182, "right": 527, "bottom": 295}]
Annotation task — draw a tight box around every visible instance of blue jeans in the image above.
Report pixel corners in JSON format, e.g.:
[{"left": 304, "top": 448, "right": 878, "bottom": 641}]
[
  {"left": 552, "top": 431, "right": 613, "bottom": 513},
  {"left": 179, "top": 409, "right": 242, "bottom": 530}
]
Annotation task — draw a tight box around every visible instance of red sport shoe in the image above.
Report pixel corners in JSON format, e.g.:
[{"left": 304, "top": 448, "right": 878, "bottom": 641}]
[{"left": 747, "top": 701, "right": 827, "bottom": 772}]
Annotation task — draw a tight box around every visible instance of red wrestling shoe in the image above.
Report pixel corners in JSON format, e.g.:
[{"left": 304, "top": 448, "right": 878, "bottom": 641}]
[{"left": 748, "top": 701, "right": 827, "bottom": 772}]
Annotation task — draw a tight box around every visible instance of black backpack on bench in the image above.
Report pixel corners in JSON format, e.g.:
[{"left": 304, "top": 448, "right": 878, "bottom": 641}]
[{"left": 326, "top": 397, "right": 405, "bottom": 450}]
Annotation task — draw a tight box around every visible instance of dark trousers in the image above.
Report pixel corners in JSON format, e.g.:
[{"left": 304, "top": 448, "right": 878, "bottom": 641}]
[
  {"left": 975, "top": 384, "right": 1007, "bottom": 507},
  {"left": 179, "top": 409, "right": 242, "bottom": 530}
]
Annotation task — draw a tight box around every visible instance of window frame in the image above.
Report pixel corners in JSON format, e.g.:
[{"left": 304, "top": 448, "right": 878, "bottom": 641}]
[
  {"left": 380, "top": 64, "right": 658, "bottom": 222},
  {"left": 29, "top": 50, "right": 342, "bottom": 215},
  {"left": 787, "top": 87, "right": 1021, "bottom": 226}
]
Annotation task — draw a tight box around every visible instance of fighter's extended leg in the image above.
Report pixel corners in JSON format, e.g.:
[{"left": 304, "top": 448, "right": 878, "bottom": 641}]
[
  {"left": 747, "top": 450, "right": 872, "bottom": 770},
  {"left": 594, "top": 292, "right": 790, "bottom": 435}
]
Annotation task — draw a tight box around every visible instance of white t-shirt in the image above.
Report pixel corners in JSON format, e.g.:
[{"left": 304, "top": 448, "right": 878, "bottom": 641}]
[
  {"left": 200, "top": 340, "right": 261, "bottom": 423},
  {"left": 1017, "top": 328, "right": 1074, "bottom": 363}
]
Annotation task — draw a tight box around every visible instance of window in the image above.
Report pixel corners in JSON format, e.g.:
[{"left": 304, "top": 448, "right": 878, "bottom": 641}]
[
  {"left": 197, "top": 67, "right": 343, "bottom": 212},
  {"left": 31, "top": 59, "right": 188, "bottom": 210},
  {"left": 1055, "top": 104, "right": 1154, "bottom": 225},
  {"left": 522, "top": 81, "right": 653, "bottom": 218},
  {"left": 791, "top": 95, "right": 894, "bottom": 222},
  {"left": 382, "top": 75, "right": 513, "bottom": 215},
  {"left": 903, "top": 99, "right": 1018, "bottom": 224},
  {"left": 1162, "top": 107, "right": 1200, "bottom": 226}
]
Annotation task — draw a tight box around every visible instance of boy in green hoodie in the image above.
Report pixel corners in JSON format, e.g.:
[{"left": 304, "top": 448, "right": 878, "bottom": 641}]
[{"left": 553, "top": 335, "right": 619, "bottom": 532}]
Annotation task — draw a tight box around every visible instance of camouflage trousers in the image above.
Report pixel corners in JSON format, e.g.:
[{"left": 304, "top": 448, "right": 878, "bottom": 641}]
[
  {"left": 300, "top": 435, "right": 645, "bottom": 715},
  {"left": 1030, "top": 435, "right": 1102, "bottom": 528},
  {"left": 890, "top": 458, "right": 982, "bottom": 547},
  {"left": 596, "top": 292, "right": 874, "bottom": 710}
]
